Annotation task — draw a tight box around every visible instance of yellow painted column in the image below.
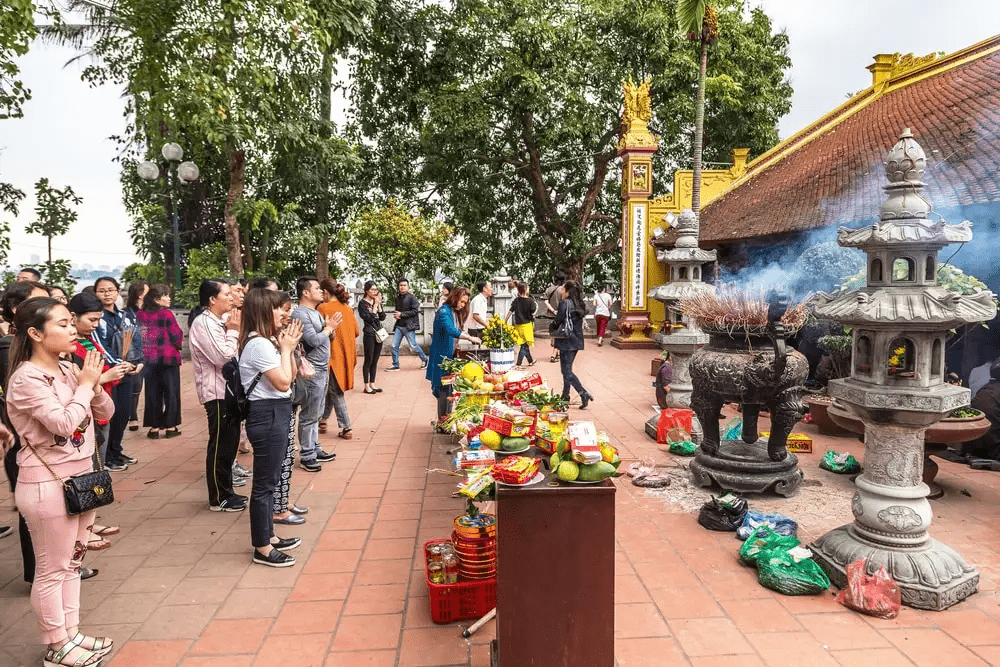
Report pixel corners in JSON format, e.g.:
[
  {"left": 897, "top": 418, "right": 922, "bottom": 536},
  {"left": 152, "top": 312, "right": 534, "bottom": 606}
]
[{"left": 612, "top": 81, "right": 660, "bottom": 350}]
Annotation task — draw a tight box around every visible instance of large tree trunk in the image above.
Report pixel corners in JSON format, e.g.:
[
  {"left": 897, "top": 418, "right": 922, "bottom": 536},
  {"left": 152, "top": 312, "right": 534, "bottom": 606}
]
[
  {"left": 314, "top": 49, "right": 335, "bottom": 280},
  {"left": 224, "top": 144, "right": 246, "bottom": 276},
  {"left": 692, "top": 42, "right": 708, "bottom": 214},
  {"left": 316, "top": 236, "right": 330, "bottom": 279}
]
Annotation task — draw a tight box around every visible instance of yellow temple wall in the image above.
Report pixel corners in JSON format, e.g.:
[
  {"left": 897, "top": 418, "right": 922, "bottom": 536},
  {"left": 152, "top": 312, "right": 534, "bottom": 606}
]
[{"left": 643, "top": 153, "right": 747, "bottom": 326}]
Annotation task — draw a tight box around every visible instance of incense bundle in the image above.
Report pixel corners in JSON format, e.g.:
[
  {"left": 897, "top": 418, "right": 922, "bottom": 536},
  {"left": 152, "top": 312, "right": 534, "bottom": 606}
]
[{"left": 121, "top": 325, "right": 136, "bottom": 362}]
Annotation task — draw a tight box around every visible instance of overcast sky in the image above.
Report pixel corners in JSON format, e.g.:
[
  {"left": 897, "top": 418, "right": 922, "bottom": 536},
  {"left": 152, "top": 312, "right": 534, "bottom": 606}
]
[{"left": 2, "top": 1, "right": 999, "bottom": 269}]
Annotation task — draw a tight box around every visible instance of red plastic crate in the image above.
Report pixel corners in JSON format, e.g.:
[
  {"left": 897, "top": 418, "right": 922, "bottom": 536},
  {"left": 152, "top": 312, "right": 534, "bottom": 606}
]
[{"left": 424, "top": 539, "right": 496, "bottom": 624}]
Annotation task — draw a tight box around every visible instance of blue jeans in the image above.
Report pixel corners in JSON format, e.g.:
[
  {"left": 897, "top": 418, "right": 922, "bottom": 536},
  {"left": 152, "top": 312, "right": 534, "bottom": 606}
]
[
  {"left": 391, "top": 327, "right": 428, "bottom": 366},
  {"left": 559, "top": 349, "right": 586, "bottom": 399},
  {"left": 297, "top": 371, "right": 327, "bottom": 463}
]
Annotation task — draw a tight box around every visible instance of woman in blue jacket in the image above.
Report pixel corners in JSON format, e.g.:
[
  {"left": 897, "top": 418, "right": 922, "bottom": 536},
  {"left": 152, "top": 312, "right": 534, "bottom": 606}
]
[{"left": 426, "top": 286, "right": 480, "bottom": 424}]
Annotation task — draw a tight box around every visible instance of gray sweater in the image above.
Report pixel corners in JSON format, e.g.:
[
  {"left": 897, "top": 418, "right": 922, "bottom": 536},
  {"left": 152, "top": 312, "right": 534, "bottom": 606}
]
[{"left": 292, "top": 305, "right": 330, "bottom": 370}]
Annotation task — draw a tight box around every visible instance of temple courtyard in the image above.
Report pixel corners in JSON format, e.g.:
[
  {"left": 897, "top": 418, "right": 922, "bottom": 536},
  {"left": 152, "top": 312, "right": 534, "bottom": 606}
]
[{"left": 1, "top": 346, "right": 999, "bottom": 667}]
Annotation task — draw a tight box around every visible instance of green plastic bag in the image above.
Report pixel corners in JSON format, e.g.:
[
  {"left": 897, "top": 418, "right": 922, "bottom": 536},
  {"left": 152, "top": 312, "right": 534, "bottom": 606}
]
[
  {"left": 820, "top": 450, "right": 861, "bottom": 475},
  {"left": 669, "top": 440, "right": 696, "bottom": 456},
  {"left": 738, "top": 525, "right": 801, "bottom": 566},
  {"left": 757, "top": 547, "right": 832, "bottom": 596}
]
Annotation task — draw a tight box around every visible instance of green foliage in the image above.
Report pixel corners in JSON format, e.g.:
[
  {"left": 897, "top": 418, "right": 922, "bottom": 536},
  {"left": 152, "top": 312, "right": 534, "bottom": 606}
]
[
  {"left": 28, "top": 259, "right": 76, "bottom": 294},
  {"left": 818, "top": 334, "right": 851, "bottom": 380},
  {"left": 0, "top": 0, "right": 37, "bottom": 118},
  {"left": 69, "top": 0, "right": 374, "bottom": 275},
  {"left": 0, "top": 183, "right": 23, "bottom": 269},
  {"left": 26, "top": 178, "right": 82, "bottom": 263},
  {"left": 349, "top": 0, "right": 792, "bottom": 285},
  {"left": 342, "top": 200, "right": 454, "bottom": 295},
  {"left": 22, "top": 178, "right": 80, "bottom": 291},
  {"left": 121, "top": 262, "right": 166, "bottom": 285},
  {"left": 176, "top": 242, "right": 229, "bottom": 307},
  {"left": 676, "top": 0, "right": 707, "bottom": 35}
]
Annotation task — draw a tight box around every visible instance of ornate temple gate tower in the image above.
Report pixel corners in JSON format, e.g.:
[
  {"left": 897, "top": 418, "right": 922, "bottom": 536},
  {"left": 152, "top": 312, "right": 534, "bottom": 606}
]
[
  {"left": 611, "top": 78, "right": 749, "bottom": 347},
  {"left": 612, "top": 78, "right": 660, "bottom": 350}
]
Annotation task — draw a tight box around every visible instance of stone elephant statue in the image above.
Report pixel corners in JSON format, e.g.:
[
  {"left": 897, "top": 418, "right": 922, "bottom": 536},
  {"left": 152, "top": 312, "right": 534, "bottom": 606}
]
[{"left": 690, "top": 328, "right": 808, "bottom": 461}]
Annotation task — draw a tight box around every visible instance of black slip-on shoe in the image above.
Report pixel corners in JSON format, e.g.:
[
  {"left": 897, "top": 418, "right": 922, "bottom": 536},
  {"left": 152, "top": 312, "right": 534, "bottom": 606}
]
[
  {"left": 271, "top": 536, "right": 302, "bottom": 551},
  {"left": 252, "top": 549, "right": 296, "bottom": 568},
  {"left": 315, "top": 449, "right": 336, "bottom": 463}
]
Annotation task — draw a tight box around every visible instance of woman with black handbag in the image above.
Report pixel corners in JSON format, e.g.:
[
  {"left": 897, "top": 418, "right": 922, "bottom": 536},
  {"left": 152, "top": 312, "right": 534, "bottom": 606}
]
[
  {"left": 358, "top": 281, "right": 387, "bottom": 394},
  {"left": 552, "top": 281, "right": 594, "bottom": 409},
  {"left": 6, "top": 297, "right": 125, "bottom": 667}
]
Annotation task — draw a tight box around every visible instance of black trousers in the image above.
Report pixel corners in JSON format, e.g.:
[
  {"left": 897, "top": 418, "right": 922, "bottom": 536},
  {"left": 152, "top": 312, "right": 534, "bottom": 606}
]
[
  {"left": 130, "top": 373, "right": 144, "bottom": 421},
  {"left": 144, "top": 363, "right": 181, "bottom": 429},
  {"left": 205, "top": 399, "right": 241, "bottom": 507},
  {"left": 517, "top": 342, "right": 534, "bottom": 365},
  {"left": 4, "top": 443, "right": 34, "bottom": 583},
  {"left": 246, "top": 398, "right": 293, "bottom": 548},
  {"left": 435, "top": 385, "right": 453, "bottom": 421},
  {"left": 106, "top": 375, "right": 134, "bottom": 465},
  {"left": 363, "top": 334, "right": 382, "bottom": 383}
]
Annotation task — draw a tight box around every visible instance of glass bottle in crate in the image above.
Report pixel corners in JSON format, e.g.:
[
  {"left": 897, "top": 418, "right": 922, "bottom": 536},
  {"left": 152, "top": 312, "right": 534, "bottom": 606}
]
[{"left": 442, "top": 551, "right": 460, "bottom": 584}]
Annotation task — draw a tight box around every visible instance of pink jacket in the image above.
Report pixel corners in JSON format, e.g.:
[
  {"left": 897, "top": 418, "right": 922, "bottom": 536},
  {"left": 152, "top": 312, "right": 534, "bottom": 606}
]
[
  {"left": 189, "top": 310, "right": 238, "bottom": 405},
  {"left": 7, "top": 360, "right": 115, "bottom": 483}
]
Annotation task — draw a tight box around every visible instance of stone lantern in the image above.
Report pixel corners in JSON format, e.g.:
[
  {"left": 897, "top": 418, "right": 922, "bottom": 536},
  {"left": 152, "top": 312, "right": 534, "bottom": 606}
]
[
  {"left": 491, "top": 273, "right": 514, "bottom": 321},
  {"left": 648, "top": 208, "right": 717, "bottom": 410},
  {"left": 810, "top": 128, "right": 997, "bottom": 610}
]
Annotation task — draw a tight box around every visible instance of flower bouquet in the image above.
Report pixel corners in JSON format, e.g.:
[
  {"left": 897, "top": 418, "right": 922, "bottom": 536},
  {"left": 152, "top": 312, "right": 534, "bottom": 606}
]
[
  {"left": 482, "top": 314, "right": 518, "bottom": 372},
  {"left": 481, "top": 314, "right": 517, "bottom": 349}
]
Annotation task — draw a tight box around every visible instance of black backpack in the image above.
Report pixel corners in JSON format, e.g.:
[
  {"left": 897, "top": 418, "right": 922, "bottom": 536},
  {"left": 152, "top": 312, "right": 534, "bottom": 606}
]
[{"left": 223, "top": 358, "right": 261, "bottom": 421}]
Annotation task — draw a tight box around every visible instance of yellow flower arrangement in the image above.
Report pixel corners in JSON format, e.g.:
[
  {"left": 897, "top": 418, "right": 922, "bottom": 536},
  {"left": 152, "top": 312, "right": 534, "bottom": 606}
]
[
  {"left": 482, "top": 313, "right": 517, "bottom": 349},
  {"left": 888, "top": 346, "right": 906, "bottom": 369}
]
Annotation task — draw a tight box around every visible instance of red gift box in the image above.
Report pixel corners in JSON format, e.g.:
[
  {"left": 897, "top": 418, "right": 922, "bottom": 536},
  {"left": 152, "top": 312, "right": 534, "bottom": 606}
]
[{"left": 482, "top": 413, "right": 534, "bottom": 438}]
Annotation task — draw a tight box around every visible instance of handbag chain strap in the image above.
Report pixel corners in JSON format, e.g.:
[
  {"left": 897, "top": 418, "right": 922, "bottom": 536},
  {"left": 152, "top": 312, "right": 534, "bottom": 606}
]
[{"left": 23, "top": 415, "right": 103, "bottom": 489}]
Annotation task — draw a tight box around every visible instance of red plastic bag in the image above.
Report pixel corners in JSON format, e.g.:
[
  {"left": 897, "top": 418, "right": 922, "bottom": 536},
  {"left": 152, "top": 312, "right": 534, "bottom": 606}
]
[
  {"left": 656, "top": 408, "right": 694, "bottom": 444},
  {"left": 834, "top": 559, "right": 901, "bottom": 619}
]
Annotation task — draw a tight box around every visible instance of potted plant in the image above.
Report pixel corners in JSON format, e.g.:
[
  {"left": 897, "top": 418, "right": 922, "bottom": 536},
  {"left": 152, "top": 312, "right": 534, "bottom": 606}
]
[
  {"left": 803, "top": 330, "right": 856, "bottom": 437},
  {"left": 481, "top": 314, "right": 518, "bottom": 373}
]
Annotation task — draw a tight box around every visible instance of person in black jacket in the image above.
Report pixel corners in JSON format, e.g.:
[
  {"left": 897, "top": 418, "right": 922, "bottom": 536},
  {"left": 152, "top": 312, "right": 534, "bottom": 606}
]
[
  {"left": 552, "top": 280, "right": 594, "bottom": 409},
  {"left": 386, "top": 278, "right": 429, "bottom": 371},
  {"left": 358, "top": 281, "right": 387, "bottom": 393}
]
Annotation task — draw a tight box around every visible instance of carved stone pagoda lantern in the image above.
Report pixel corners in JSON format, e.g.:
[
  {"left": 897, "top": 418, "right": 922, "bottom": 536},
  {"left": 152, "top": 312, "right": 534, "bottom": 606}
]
[
  {"left": 648, "top": 209, "right": 717, "bottom": 409},
  {"left": 810, "top": 128, "right": 996, "bottom": 610}
]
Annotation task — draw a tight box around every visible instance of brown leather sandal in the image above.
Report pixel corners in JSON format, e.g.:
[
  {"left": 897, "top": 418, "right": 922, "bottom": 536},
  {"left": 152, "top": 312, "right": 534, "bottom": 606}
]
[{"left": 319, "top": 421, "right": 328, "bottom": 434}]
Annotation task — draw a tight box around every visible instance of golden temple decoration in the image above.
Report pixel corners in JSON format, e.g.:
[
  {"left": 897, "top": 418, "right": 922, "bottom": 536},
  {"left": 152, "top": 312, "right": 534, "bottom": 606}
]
[
  {"left": 618, "top": 76, "right": 657, "bottom": 150},
  {"left": 889, "top": 51, "right": 939, "bottom": 78}
]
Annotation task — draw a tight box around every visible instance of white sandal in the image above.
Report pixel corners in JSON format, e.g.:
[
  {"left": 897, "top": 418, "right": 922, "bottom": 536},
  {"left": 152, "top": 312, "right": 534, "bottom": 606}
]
[
  {"left": 69, "top": 632, "right": 114, "bottom": 657},
  {"left": 43, "top": 641, "right": 103, "bottom": 667}
]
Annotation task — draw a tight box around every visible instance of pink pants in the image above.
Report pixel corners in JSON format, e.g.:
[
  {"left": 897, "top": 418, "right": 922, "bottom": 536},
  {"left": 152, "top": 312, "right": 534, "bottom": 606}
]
[
  {"left": 16, "top": 479, "right": 94, "bottom": 644},
  {"left": 596, "top": 315, "right": 610, "bottom": 338}
]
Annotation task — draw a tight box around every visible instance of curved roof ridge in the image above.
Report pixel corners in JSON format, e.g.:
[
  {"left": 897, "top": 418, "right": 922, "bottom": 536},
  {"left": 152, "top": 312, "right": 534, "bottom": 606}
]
[{"left": 711, "top": 34, "right": 1000, "bottom": 209}]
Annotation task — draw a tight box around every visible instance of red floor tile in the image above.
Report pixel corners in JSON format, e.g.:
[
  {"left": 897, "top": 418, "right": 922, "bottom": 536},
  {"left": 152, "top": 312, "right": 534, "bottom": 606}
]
[
  {"left": 271, "top": 600, "right": 344, "bottom": 635},
  {"left": 330, "top": 613, "right": 403, "bottom": 651},
  {"left": 188, "top": 619, "right": 271, "bottom": 655},
  {"left": 253, "top": 633, "right": 331, "bottom": 666},
  {"left": 108, "top": 640, "right": 192, "bottom": 667},
  {"left": 668, "top": 618, "right": 754, "bottom": 657}
]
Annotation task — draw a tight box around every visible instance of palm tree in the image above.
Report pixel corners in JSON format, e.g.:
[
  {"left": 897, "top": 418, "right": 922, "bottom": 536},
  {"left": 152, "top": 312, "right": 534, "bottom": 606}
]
[{"left": 676, "top": 0, "right": 719, "bottom": 214}]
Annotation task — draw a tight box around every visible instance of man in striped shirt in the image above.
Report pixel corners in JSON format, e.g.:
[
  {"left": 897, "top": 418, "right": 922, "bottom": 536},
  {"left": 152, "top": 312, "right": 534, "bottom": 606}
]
[{"left": 189, "top": 280, "right": 248, "bottom": 512}]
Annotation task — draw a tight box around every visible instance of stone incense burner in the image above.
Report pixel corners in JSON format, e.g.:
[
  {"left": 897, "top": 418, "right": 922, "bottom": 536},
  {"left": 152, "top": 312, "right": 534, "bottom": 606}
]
[{"left": 687, "top": 297, "right": 809, "bottom": 497}]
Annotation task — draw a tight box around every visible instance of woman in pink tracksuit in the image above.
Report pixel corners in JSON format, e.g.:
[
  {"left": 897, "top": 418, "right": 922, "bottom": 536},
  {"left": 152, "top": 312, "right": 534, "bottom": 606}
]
[{"left": 6, "top": 297, "right": 124, "bottom": 667}]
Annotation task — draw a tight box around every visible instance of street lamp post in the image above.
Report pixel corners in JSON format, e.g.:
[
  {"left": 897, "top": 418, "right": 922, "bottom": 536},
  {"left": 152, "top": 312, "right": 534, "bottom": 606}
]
[{"left": 137, "top": 143, "right": 200, "bottom": 293}]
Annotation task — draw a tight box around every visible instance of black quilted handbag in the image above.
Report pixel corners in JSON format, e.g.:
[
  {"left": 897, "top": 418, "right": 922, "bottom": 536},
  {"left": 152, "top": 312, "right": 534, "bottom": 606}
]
[{"left": 28, "top": 443, "right": 114, "bottom": 516}]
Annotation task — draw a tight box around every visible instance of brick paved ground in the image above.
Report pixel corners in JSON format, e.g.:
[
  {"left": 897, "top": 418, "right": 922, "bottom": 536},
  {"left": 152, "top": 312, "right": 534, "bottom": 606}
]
[{"left": 1, "top": 345, "right": 999, "bottom": 666}]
